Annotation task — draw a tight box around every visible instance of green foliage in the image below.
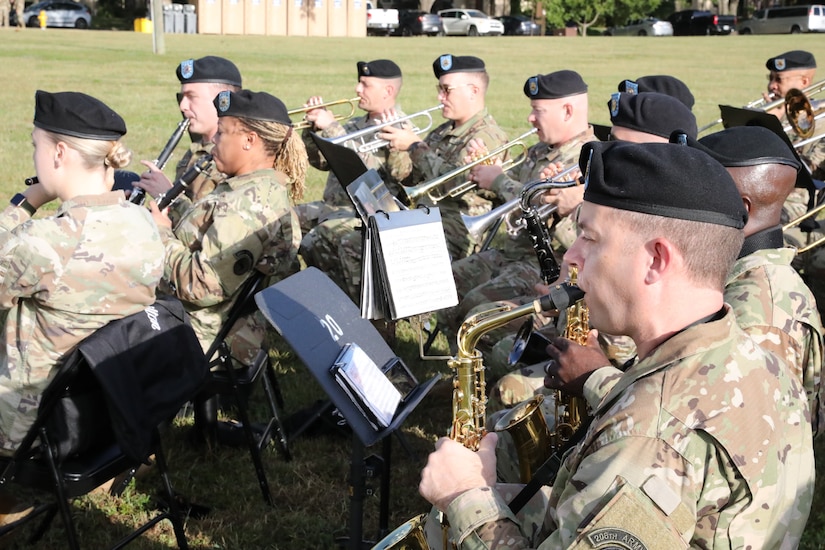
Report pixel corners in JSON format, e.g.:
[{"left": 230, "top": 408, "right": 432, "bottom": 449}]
[{"left": 0, "top": 30, "right": 823, "bottom": 550}]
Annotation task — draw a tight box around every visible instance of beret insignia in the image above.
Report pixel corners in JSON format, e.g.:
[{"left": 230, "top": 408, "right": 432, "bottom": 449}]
[
  {"left": 362, "top": 65, "right": 371, "bottom": 76},
  {"left": 180, "top": 59, "right": 194, "bottom": 80},
  {"left": 609, "top": 92, "right": 620, "bottom": 118},
  {"left": 623, "top": 80, "right": 639, "bottom": 94},
  {"left": 440, "top": 54, "right": 453, "bottom": 71},
  {"left": 528, "top": 77, "right": 539, "bottom": 96},
  {"left": 217, "top": 90, "right": 231, "bottom": 113},
  {"left": 775, "top": 58, "right": 786, "bottom": 70}
]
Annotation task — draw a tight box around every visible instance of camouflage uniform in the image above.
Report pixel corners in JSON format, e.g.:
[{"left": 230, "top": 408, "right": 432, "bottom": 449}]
[
  {"left": 298, "top": 114, "right": 412, "bottom": 300},
  {"left": 14, "top": 0, "right": 22, "bottom": 27},
  {"left": 0, "top": 0, "right": 8, "bottom": 26},
  {"left": 167, "top": 141, "right": 224, "bottom": 224},
  {"left": 0, "top": 193, "right": 164, "bottom": 455},
  {"left": 159, "top": 168, "right": 301, "bottom": 366},
  {"left": 409, "top": 108, "right": 509, "bottom": 262},
  {"left": 437, "top": 128, "right": 597, "bottom": 357},
  {"left": 725, "top": 239, "right": 824, "bottom": 438},
  {"left": 438, "top": 307, "right": 814, "bottom": 549}
]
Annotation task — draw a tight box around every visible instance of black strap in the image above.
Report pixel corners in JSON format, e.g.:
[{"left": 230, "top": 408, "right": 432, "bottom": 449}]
[{"left": 508, "top": 417, "right": 592, "bottom": 515}]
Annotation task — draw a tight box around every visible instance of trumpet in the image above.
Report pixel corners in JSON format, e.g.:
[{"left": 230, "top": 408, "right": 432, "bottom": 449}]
[
  {"left": 130, "top": 118, "right": 191, "bottom": 205},
  {"left": 461, "top": 165, "right": 580, "bottom": 247},
  {"left": 328, "top": 105, "right": 443, "bottom": 154},
  {"left": 403, "top": 128, "right": 538, "bottom": 206},
  {"left": 288, "top": 97, "right": 360, "bottom": 130}
]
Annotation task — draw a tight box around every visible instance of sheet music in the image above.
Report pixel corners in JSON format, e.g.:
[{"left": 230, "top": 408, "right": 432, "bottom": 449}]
[
  {"left": 347, "top": 169, "right": 403, "bottom": 224},
  {"left": 331, "top": 343, "right": 401, "bottom": 427},
  {"left": 371, "top": 207, "right": 458, "bottom": 319}
]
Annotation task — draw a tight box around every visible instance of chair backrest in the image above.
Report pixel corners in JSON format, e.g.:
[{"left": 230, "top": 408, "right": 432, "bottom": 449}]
[
  {"left": 204, "top": 270, "right": 268, "bottom": 361},
  {"left": 37, "top": 296, "right": 208, "bottom": 463}
]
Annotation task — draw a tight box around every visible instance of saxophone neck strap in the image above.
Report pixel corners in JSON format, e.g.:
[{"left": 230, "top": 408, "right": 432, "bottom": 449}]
[{"left": 507, "top": 416, "right": 593, "bottom": 515}]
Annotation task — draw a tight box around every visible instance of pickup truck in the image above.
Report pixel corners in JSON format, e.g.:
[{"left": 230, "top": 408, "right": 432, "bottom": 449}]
[
  {"left": 667, "top": 9, "right": 736, "bottom": 35},
  {"left": 366, "top": 1, "right": 399, "bottom": 35}
]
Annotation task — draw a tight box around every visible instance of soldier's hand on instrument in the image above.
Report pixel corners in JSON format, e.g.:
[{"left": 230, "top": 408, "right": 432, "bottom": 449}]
[
  {"left": 377, "top": 125, "right": 419, "bottom": 152},
  {"left": 137, "top": 160, "right": 173, "bottom": 199},
  {"left": 468, "top": 164, "right": 503, "bottom": 190},
  {"left": 463, "top": 138, "right": 487, "bottom": 164},
  {"left": 419, "top": 434, "right": 498, "bottom": 512},
  {"left": 541, "top": 185, "right": 584, "bottom": 217},
  {"left": 543, "top": 330, "right": 608, "bottom": 397},
  {"left": 147, "top": 197, "right": 172, "bottom": 230}
]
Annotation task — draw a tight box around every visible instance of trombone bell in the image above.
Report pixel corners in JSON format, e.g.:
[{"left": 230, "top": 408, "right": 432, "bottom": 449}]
[{"left": 288, "top": 97, "right": 360, "bottom": 130}]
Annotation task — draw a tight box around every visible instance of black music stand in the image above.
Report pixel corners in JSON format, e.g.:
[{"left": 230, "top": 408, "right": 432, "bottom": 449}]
[
  {"left": 310, "top": 132, "right": 370, "bottom": 192},
  {"left": 255, "top": 268, "right": 440, "bottom": 549}
]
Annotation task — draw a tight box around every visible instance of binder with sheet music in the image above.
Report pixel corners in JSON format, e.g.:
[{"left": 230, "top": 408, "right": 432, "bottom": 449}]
[{"left": 362, "top": 206, "right": 458, "bottom": 321}]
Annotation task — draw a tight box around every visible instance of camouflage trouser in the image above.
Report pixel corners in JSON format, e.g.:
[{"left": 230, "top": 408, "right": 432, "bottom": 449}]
[
  {"left": 293, "top": 199, "right": 354, "bottom": 236},
  {"left": 298, "top": 212, "right": 362, "bottom": 301}
]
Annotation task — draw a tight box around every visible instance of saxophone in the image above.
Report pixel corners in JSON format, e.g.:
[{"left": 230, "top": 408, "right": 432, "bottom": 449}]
[{"left": 371, "top": 281, "right": 584, "bottom": 550}]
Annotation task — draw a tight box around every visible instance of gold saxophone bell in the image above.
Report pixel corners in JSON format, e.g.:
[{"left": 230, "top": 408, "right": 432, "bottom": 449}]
[
  {"left": 373, "top": 279, "right": 585, "bottom": 550},
  {"left": 288, "top": 97, "right": 360, "bottom": 130},
  {"left": 496, "top": 266, "right": 589, "bottom": 483}
]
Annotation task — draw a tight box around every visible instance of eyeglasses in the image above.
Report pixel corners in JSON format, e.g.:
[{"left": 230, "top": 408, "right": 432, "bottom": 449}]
[{"left": 436, "top": 83, "right": 473, "bottom": 96}]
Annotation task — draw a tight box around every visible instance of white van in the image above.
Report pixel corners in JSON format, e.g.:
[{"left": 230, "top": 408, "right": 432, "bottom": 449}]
[{"left": 738, "top": 4, "right": 825, "bottom": 34}]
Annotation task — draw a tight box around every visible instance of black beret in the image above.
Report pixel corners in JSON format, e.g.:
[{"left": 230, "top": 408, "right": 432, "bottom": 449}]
[
  {"left": 766, "top": 50, "right": 816, "bottom": 72},
  {"left": 618, "top": 75, "right": 694, "bottom": 109},
  {"left": 523, "top": 70, "right": 587, "bottom": 100},
  {"left": 176, "top": 56, "right": 242, "bottom": 87},
  {"left": 608, "top": 92, "right": 698, "bottom": 140},
  {"left": 693, "top": 126, "right": 801, "bottom": 170},
  {"left": 214, "top": 90, "right": 291, "bottom": 125},
  {"left": 432, "top": 54, "right": 486, "bottom": 78},
  {"left": 357, "top": 59, "right": 402, "bottom": 79},
  {"left": 580, "top": 140, "right": 747, "bottom": 229},
  {"left": 33, "top": 90, "right": 127, "bottom": 140}
]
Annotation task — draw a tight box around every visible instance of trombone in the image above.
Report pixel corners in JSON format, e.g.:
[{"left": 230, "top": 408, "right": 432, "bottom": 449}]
[
  {"left": 402, "top": 128, "right": 538, "bottom": 206},
  {"left": 328, "top": 105, "right": 443, "bottom": 154},
  {"left": 783, "top": 201, "right": 825, "bottom": 254},
  {"left": 288, "top": 97, "right": 360, "bottom": 130}
]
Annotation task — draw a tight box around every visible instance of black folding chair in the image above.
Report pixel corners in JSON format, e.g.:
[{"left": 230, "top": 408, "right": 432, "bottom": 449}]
[
  {"left": 0, "top": 299, "right": 204, "bottom": 549},
  {"left": 193, "top": 270, "right": 291, "bottom": 506}
]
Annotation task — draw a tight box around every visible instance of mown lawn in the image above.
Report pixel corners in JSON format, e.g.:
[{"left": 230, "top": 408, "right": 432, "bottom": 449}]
[{"left": 0, "top": 28, "right": 823, "bottom": 549}]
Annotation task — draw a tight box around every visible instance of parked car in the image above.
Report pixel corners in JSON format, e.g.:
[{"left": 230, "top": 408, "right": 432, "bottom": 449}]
[
  {"left": 495, "top": 14, "right": 540, "bottom": 35},
  {"left": 365, "top": 0, "right": 399, "bottom": 36},
  {"left": 438, "top": 8, "right": 504, "bottom": 36},
  {"left": 667, "top": 9, "right": 736, "bottom": 35},
  {"left": 738, "top": 4, "right": 825, "bottom": 34},
  {"left": 24, "top": 0, "right": 91, "bottom": 28},
  {"left": 393, "top": 9, "right": 444, "bottom": 36},
  {"left": 604, "top": 17, "right": 673, "bottom": 36}
]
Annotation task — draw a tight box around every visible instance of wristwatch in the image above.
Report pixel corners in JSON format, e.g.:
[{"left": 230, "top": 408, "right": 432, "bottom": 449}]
[{"left": 10, "top": 193, "right": 37, "bottom": 216}]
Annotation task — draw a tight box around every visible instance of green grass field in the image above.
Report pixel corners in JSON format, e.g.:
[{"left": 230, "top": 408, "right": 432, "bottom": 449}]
[{"left": 1, "top": 28, "right": 823, "bottom": 549}]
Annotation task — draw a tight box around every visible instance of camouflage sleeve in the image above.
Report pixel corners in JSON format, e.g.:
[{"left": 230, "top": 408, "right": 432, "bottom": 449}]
[
  {"left": 782, "top": 187, "right": 810, "bottom": 222},
  {"left": 413, "top": 124, "right": 509, "bottom": 186},
  {"left": 0, "top": 206, "right": 44, "bottom": 307},
  {"left": 162, "top": 197, "right": 292, "bottom": 307},
  {"left": 801, "top": 139, "right": 825, "bottom": 181},
  {"left": 582, "top": 367, "right": 622, "bottom": 411},
  {"left": 384, "top": 148, "right": 414, "bottom": 186}
]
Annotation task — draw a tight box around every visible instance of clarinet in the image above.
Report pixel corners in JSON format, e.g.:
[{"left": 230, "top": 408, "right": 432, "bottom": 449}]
[
  {"left": 130, "top": 118, "right": 191, "bottom": 205},
  {"left": 519, "top": 180, "right": 564, "bottom": 285},
  {"left": 156, "top": 154, "right": 212, "bottom": 210}
]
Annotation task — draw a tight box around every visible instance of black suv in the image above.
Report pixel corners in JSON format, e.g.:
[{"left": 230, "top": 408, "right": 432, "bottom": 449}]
[
  {"left": 393, "top": 9, "right": 444, "bottom": 35},
  {"left": 667, "top": 9, "right": 736, "bottom": 35}
]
